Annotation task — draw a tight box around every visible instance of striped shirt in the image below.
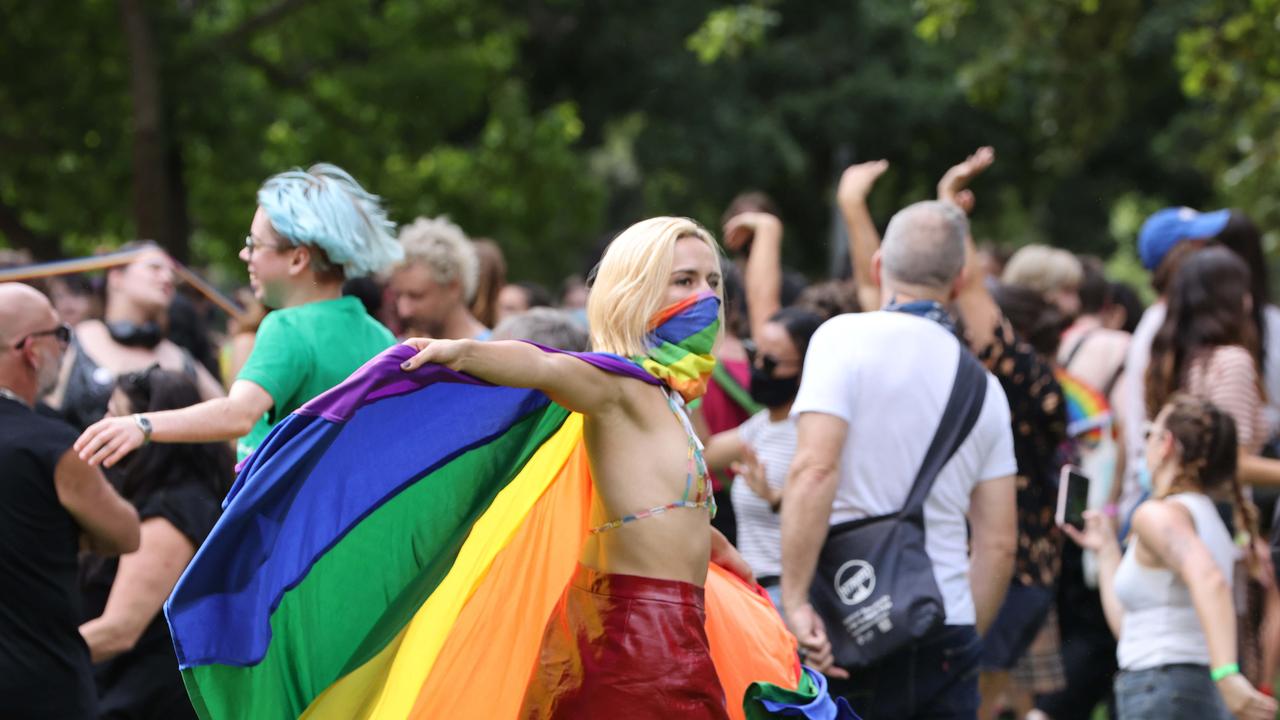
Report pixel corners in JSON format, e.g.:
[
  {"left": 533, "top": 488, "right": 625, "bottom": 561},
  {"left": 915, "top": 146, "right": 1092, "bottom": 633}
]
[
  {"left": 1185, "top": 345, "right": 1269, "bottom": 453},
  {"left": 729, "top": 411, "right": 797, "bottom": 579}
]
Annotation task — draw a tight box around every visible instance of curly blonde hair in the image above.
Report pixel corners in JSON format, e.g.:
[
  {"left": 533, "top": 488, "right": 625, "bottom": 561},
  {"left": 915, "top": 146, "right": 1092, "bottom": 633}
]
[{"left": 397, "top": 216, "right": 479, "bottom": 302}]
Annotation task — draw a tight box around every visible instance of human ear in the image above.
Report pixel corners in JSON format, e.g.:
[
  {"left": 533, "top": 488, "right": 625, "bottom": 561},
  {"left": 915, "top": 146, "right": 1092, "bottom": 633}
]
[{"left": 289, "top": 245, "right": 310, "bottom": 276}]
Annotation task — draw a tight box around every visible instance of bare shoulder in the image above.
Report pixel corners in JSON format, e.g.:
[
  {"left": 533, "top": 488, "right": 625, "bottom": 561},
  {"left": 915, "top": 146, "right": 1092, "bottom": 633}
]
[
  {"left": 1131, "top": 498, "right": 1195, "bottom": 539},
  {"left": 74, "top": 319, "right": 109, "bottom": 348}
]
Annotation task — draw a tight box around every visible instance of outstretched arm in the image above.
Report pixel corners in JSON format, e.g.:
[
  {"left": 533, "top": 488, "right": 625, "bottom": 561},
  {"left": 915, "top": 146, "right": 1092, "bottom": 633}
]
[
  {"left": 835, "top": 160, "right": 890, "bottom": 311},
  {"left": 400, "top": 338, "right": 623, "bottom": 416},
  {"left": 75, "top": 379, "right": 274, "bottom": 468}
]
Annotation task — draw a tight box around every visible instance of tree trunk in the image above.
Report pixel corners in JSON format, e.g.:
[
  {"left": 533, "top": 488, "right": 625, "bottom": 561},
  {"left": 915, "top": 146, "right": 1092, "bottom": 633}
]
[{"left": 119, "top": 0, "right": 188, "bottom": 261}]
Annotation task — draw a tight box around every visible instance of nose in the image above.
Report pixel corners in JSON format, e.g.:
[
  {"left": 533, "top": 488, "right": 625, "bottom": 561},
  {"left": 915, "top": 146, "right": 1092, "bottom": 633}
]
[{"left": 239, "top": 246, "right": 252, "bottom": 264}]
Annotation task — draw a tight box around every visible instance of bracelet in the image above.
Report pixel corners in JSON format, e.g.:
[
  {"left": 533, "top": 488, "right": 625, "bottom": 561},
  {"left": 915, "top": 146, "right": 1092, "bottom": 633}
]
[
  {"left": 132, "top": 413, "right": 153, "bottom": 445},
  {"left": 1210, "top": 663, "right": 1240, "bottom": 682}
]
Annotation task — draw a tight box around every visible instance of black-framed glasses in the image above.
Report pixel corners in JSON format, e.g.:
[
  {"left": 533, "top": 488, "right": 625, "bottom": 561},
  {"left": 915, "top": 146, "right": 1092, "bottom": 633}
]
[
  {"left": 244, "top": 234, "right": 288, "bottom": 258},
  {"left": 12, "top": 322, "right": 71, "bottom": 350}
]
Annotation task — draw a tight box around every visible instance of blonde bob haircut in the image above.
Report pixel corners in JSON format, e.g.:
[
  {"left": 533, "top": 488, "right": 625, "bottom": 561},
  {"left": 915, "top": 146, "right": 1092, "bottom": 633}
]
[{"left": 587, "top": 216, "right": 722, "bottom": 357}]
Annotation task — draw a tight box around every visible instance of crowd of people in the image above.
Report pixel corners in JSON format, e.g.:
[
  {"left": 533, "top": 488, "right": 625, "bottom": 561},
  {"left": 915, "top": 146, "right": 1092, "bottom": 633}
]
[{"left": 1, "top": 145, "right": 1278, "bottom": 720}]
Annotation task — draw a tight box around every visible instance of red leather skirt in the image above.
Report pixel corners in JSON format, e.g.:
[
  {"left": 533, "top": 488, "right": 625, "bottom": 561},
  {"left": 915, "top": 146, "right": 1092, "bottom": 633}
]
[{"left": 520, "top": 564, "right": 729, "bottom": 719}]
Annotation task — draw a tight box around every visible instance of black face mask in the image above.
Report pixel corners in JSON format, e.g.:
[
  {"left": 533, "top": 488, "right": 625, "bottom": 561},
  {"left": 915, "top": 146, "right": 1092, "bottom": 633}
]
[{"left": 749, "top": 364, "right": 800, "bottom": 408}]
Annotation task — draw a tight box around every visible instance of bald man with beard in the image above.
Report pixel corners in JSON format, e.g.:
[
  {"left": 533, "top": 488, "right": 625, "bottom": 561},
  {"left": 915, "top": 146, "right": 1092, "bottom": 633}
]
[{"left": 0, "top": 283, "right": 140, "bottom": 719}]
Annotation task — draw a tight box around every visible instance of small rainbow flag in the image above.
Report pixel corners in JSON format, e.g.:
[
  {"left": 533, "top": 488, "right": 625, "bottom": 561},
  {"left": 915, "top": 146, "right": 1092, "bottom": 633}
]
[
  {"left": 166, "top": 343, "right": 809, "bottom": 719},
  {"left": 1054, "top": 368, "right": 1112, "bottom": 446}
]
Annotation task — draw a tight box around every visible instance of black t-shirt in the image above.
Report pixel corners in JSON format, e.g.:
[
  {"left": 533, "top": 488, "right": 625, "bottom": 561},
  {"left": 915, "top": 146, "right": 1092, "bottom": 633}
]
[
  {"left": 80, "top": 479, "right": 221, "bottom": 719},
  {"left": 0, "top": 396, "right": 97, "bottom": 719}
]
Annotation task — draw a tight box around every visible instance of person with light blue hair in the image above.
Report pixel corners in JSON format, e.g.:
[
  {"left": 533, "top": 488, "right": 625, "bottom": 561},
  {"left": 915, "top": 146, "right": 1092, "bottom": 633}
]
[
  {"left": 75, "top": 163, "right": 401, "bottom": 465},
  {"left": 256, "top": 163, "right": 403, "bottom": 282}
]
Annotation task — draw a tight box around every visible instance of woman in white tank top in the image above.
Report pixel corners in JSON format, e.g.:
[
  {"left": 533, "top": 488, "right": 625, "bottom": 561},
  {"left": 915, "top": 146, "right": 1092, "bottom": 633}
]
[{"left": 1065, "top": 395, "right": 1274, "bottom": 720}]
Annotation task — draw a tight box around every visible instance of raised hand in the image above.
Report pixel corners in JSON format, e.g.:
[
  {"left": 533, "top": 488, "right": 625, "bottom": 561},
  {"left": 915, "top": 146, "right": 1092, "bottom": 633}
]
[
  {"left": 937, "top": 146, "right": 995, "bottom": 215},
  {"left": 1061, "top": 509, "right": 1118, "bottom": 554},
  {"left": 723, "top": 211, "right": 782, "bottom": 253},
  {"left": 731, "top": 445, "right": 778, "bottom": 507},
  {"left": 836, "top": 160, "right": 889, "bottom": 213}
]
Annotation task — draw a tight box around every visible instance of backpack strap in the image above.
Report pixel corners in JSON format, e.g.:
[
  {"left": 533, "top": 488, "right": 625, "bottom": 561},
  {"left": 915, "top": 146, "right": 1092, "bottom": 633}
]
[
  {"left": 1061, "top": 327, "right": 1097, "bottom": 370},
  {"left": 900, "top": 347, "right": 989, "bottom": 520}
]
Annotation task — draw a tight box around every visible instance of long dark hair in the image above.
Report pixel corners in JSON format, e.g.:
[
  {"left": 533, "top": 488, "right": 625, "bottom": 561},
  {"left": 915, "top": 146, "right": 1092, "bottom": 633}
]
[
  {"left": 114, "top": 368, "right": 234, "bottom": 501},
  {"left": 1215, "top": 210, "right": 1269, "bottom": 370},
  {"left": 1146, "top": 247, "right": 1260, "bottom": 418}
]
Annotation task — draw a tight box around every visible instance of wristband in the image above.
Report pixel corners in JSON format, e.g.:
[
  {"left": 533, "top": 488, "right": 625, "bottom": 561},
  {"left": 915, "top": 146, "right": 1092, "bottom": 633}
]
[
  {"left": 1260, "top": 682, "right": 1274, "bottom": 697},
  {"left": 1210, "top": 663, "right": 1239, "bottom": 682}
]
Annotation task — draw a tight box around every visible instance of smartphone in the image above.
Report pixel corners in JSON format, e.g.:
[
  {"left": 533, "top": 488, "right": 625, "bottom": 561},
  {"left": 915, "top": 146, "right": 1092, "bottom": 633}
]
[{"left": 1056, "top": 465, "right": 1090, "bottom": 530}]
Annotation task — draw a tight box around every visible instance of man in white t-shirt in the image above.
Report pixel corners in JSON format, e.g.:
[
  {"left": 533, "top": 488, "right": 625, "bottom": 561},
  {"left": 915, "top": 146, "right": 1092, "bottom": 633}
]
[{"left": 781, "top": 200, "right": 1017, "bottom": 719}]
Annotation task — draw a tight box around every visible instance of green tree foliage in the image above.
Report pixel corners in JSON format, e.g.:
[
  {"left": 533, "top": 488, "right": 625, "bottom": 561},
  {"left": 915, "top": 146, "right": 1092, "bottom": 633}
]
[
  {"left": 1, "top": 0, "right": 601, "bottom": 283},
  {"left": 2, "top": 0, "right": 1275, "bottom": 288}
]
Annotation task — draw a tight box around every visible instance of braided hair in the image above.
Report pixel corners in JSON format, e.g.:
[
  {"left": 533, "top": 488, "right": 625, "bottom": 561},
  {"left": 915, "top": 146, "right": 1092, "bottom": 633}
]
[{"left": 1160, "top": 394, "right": 1260, "bottom": 573}]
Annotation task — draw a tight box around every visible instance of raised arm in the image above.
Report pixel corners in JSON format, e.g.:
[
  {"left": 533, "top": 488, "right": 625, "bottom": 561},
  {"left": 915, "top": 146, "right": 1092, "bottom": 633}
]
[
  {"left": 724, "top": 212, "right": 784, "bottom": 341},
  {"left": 400, "top": 338, "right": 623, "bottom": 416},
  {"left": 835, "top": 161, "right": 889, "bottom": 312},
  {"left": 54, "top": 449, "right": 140, "bottom": 555},
  {"left": 943, "top": 147, "right": 1000, "bottom": 355},
  {"left": 780, "top": 411, "right": 850, "bottom": 678},
  {"left": 1132, "top": 501, "right": 1277, "bottom": 719}
]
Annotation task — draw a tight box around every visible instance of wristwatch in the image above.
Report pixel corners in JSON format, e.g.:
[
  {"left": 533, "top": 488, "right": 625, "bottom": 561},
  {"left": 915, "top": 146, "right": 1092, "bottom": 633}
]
[{"left": 132, "top": 413, "right": 153, "bottom": 445}]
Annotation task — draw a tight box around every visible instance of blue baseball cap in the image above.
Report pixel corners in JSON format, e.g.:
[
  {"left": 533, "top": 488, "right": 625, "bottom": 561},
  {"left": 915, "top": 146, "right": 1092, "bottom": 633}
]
[{"left": 1137, "top": 207, "right": 1230, "bottom": 270}]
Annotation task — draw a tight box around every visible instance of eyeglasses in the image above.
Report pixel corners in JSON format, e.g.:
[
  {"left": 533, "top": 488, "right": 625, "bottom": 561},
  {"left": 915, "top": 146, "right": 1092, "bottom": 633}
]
[
  {"left": 244, "top": 234, "right": 288, "bottom": 258},
  {"left": 12, "top": 322, "right": 71, "bottom": 350}
]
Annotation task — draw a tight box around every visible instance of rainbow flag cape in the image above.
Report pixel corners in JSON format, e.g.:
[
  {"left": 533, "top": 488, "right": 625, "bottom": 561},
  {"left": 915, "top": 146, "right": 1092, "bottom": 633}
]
[
  {"left": 166, "top": 343, "right": 811, "bottom": 719},
  {"left": 1054, "top": 368, "right": 1112, "bottom": 446}
]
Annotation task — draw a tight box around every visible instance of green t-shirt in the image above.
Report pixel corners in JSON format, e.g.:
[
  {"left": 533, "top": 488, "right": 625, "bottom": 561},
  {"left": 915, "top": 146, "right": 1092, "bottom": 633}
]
[{"left": 236, "top": 295, "right": 395, "bottom": 461}]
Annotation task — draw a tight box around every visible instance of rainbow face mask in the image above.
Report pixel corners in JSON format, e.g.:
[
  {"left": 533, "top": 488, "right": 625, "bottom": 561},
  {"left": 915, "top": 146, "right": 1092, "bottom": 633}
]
[{"left": 631, "top": 291, "right": 721, "bottom": 403}]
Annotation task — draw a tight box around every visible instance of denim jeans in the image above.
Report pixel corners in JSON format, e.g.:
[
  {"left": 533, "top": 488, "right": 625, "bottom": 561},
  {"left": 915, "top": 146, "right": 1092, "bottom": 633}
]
[
  {"left": 828, "top": 625, "right": 981, "bottom": 720},
  {"left": 1114, "top": 664, "right": 1230, "bottom": 720}
]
